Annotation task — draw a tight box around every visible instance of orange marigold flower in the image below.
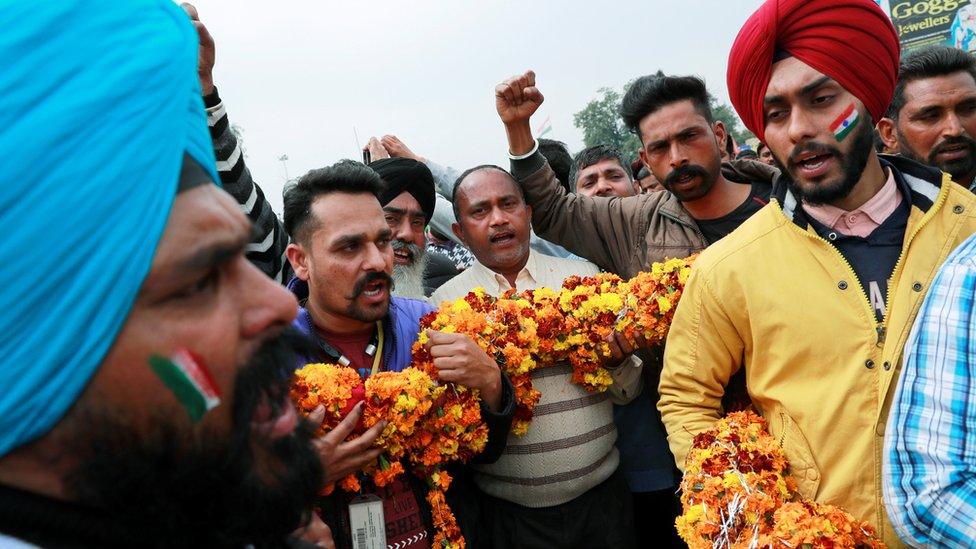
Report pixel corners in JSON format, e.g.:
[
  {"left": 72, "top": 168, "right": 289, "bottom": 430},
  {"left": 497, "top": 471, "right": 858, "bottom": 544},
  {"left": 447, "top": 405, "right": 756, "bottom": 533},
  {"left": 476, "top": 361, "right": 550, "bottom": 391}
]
[{"left": 676, "top": 410, "right": 884, "bottom": 549}]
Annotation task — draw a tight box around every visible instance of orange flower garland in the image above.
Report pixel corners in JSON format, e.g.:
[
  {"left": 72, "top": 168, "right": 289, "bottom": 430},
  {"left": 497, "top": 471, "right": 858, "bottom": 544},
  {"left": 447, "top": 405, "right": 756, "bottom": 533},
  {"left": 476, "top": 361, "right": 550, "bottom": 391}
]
[
  {"left": 289, "top": 364, "right": 367, "bottom": 493},
  {"left": 290, "top": 255, "right": 699, "bottom": 546},
  {"left": 416, "top": 255, "right": 697, "bottom": 434},
  {"left": 676, "top": 411, "right": 884, "bottom": 548},
  {"left": 290, "top": 363, "right": 482, "bottom": 547}
]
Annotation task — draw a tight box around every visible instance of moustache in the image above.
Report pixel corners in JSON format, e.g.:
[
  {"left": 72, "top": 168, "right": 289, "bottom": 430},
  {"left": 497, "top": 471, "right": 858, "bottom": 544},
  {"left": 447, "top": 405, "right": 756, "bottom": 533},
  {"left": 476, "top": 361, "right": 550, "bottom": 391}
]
[
  {"left": 231, "top": 327, "right": 318, "bottom": 441},
  {"left": 391, "top": 239, "right": 424, "bottom": 261},
  {"left": 930, "top": 135, "right": 976, "bottom": 160},
  {"left": 348, "top": 271, "right": 394, "bottom": 300},
  {"left": 664, "top": 164, "right": 710, "bottom": 188},
  {"left": 788, "top": 141, "right": 841, "bottom": 167}
]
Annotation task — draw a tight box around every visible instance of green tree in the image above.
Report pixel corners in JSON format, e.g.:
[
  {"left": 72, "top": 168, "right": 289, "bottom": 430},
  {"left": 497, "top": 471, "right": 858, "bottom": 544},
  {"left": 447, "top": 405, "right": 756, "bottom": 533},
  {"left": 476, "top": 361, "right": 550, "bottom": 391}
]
[
  {"left": 710, "top": 99, "right": 753, "bottom": 144},
  {"left": 573, "top": 75, "right": 754, "bottom": 164},
  {"left": 573, "top": 87, "right": 642, "bottom": 164}
]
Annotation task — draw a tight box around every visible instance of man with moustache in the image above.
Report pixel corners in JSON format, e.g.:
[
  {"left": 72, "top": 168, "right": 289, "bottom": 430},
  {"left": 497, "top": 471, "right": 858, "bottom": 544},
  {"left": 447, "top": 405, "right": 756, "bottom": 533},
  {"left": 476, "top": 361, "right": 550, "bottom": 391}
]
[
  {"left": 377, "top": 134, "right": 581, "bottom": 262},
  {"left": 431, "top": 165, "right": 642, "bottom": 549},
  {"left": 659, "top": 0, "right": 976, "bottom": 545},
  {"left": 283, "top": 162, "right": 514, "bottom": 549},
  {"left": 494, "top": 71, "right": 776, "bottom": 281},
  {"left": 878, "top": 45, "right": 976, "bottom": 192},
  {"left": 368, "top": 157, "right": 440, "bottom": 299},
  {"left": 494, "top": 71, "right": 775, "bottom": 546},
  {"left": 0, "top": 1, "right": 324, "bottom": 546},
  {"left": 192, "top": 13, "right": 444, "bottom": 300}
]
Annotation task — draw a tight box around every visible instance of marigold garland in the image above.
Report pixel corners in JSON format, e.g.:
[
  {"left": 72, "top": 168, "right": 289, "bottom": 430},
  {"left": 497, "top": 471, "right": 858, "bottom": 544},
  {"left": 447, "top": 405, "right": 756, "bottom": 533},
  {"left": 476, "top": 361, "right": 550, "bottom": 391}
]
[
  {"left": 290, "top": 363, "right": 481, "bottom": 547},
  {"left": 676, "top": 411, "right": 885, "bottom": 549},
  {"left": 414, "top": 255, "right": 697, "bottom": 434},
  {"left": 289, "top": 255, "right": 698, "bottom": 546}
]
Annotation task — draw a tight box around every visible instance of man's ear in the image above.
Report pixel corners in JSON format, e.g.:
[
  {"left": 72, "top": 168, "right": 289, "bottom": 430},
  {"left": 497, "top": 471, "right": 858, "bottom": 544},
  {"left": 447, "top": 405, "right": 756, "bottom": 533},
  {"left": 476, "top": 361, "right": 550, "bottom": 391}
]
[
  {"left": 876, "top": 118, "right": 900, "bottom": 154},
  {"left": 713, "top": 120, "right": 728, "bottom": 151},
  {"left": 638, "top": 148, "right": 650, "bottom": 174},
  {"left": 286, "top": 242, "right": 311, "bottom": 281}
]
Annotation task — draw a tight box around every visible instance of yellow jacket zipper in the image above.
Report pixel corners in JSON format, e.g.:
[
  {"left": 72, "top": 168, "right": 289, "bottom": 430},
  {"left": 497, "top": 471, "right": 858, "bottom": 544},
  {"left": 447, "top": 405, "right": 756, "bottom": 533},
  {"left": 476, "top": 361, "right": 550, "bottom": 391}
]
[
  {"left": 773, "top": 201, "right": 880, "bottom": 331},
  {"left": 771, "top": 179, "right": 947, "bottom": 347}
]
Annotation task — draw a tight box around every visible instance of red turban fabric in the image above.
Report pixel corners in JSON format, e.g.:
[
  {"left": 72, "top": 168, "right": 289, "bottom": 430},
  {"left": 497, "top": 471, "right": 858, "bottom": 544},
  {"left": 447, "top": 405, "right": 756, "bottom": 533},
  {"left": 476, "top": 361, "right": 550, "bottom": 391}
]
[{"left": 727, "top": 0, "right": 899, "bottom": 142}]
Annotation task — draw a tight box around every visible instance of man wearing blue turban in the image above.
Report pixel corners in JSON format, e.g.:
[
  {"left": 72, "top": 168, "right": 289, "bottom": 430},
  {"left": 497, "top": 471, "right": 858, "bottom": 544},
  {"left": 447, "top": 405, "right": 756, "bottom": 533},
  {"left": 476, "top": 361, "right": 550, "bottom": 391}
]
[{"left": 0, "top": 1, "right": 323, "bottom": 545}]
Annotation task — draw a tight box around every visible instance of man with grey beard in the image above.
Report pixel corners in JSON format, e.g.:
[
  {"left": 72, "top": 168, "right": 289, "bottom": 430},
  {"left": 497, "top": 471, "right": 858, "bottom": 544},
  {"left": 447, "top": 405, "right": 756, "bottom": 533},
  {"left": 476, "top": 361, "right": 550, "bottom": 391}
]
[{"left": 368, "top": 158, "right": 440, "bottom": 299}]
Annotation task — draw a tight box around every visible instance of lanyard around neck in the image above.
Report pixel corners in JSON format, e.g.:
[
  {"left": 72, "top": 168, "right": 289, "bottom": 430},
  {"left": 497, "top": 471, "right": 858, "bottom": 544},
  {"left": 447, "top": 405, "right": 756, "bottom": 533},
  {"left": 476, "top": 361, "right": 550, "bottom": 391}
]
[
  {"left": 370, "top": 321, "right": 384, "bottom": 377},
  {"left": 316, "top": 320, "right": 384, "bottom": 377}
]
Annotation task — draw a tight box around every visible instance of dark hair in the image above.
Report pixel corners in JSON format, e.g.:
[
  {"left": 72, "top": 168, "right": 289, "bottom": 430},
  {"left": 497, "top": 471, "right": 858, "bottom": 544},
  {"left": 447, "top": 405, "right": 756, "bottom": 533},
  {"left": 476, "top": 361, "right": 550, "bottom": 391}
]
[
  {"left": 450, "top": 164, "right": 525, "bottom": 221},
  {"left": 725, "top": 133, "right": 735, "bottom": 157},
  {"left": 735, "top": 148, "right": 758, "bottom": 160},
  {"left": 568, "top": 144, "right": 633, "bottom": 187},
  {"left": 620, "top": 75, "right": 714, "bottom": 141},
  {"left": 887, "top": 46, "right": 976, "bottom": 120},
  {"left": 756, "top": 142, "right": 768, "bottom": 155},
  {"left": 538, "top": 138, "right": 574, "bottom": 194},
  {"left": 283, "top": 160, "right": 385, "bottom": 244}
]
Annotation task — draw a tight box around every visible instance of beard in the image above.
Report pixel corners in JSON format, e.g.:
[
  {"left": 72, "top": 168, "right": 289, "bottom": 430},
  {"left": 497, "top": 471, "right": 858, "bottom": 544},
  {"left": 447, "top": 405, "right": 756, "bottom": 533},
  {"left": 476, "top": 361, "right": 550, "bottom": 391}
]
[
  {"left": 898, "top": 131, "right": 976, "bottom": 184},
  {"left": 775, "top": 118, "right": 874, "bottom": 206},
  {"left": 662, "top": 163, "right": 718, "bottom": 202},
  {"left": 391, "top": 240, "right": 429, "bottom": 300},
  {"left": 62, "top": 328, "right": 323, "bottom": 547}
]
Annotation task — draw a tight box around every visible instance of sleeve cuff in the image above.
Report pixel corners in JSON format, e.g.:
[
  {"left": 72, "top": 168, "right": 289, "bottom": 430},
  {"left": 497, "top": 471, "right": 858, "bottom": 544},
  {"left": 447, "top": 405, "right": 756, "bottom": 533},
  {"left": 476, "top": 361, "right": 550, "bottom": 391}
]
[
  {"left": 509, "top": 140, "right": 539, "bottom": 160},
  {"left": 480, "top": 373, "right": 515, "bottom": 420},
  {"left": 203, "top": 86, "right": 221, "bottom": 109},
  {"left": 509, "top": 150, "right": 548, "bottom": 181}
]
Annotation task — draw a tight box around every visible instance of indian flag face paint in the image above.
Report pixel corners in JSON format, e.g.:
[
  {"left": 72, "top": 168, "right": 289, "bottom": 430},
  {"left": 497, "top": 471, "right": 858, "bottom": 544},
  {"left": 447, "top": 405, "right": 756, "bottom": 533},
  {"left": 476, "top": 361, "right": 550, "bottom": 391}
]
[
  {"left": 830, "top": 104, "right": 859, "bottom": 142},
  {"left": 149, "top": 348, "right": 222, "bottom": 422}
]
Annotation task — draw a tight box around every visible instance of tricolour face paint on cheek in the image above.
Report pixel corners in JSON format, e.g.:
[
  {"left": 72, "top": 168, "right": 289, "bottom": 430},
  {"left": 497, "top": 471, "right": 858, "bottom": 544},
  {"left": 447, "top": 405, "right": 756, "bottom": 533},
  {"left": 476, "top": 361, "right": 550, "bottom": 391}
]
[
  {"left": 830, "top": 103, "right": 860, "bottom": 142},
  {"left": 148, "top": 348, "right": 222, "bottom": 422}
]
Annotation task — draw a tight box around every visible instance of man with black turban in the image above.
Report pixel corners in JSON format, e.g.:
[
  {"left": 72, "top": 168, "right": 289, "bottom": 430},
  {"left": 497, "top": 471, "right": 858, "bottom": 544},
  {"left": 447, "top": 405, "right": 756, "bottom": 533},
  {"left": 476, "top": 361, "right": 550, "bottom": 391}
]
[
  {"left": 659, "top": 0, "right": 976, "bottom": 545},
  {"left": 368, "top": 157, "right": 448, "bottom": 298},
  {"left": 0, "top": 0, "right": 325, "bottom": 545}
]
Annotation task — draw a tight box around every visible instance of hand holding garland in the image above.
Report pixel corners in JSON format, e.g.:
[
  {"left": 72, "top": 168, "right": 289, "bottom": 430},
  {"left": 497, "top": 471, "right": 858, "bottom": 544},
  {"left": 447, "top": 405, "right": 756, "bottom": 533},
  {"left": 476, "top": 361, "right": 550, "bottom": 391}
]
[
  {"left": 308, "top": 402, "right": 385, "bottom": 486},
  {"left": 425, "top": 330, "right": 503, "bottom": 412}
]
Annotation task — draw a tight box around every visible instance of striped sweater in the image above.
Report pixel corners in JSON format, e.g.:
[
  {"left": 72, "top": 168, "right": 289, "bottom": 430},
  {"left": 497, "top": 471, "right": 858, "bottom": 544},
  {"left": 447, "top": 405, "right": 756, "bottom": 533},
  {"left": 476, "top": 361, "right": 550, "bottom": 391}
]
[{"left": 204, "top": 89, "right": 291, "bottom": 283}]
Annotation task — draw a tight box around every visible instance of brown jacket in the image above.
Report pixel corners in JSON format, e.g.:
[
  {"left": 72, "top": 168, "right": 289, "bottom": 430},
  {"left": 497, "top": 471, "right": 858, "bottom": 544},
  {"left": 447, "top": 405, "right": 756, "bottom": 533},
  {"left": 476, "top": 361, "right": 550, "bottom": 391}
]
[{"left": 510, "top": 151, "right": 779, "bottom": 278}]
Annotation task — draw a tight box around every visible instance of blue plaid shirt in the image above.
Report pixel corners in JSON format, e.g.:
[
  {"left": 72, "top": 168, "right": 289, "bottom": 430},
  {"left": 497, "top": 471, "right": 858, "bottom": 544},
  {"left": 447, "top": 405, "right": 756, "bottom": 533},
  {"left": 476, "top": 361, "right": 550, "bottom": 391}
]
[{"left": 884, "top": 233, "right": 976, "bottom": 547}]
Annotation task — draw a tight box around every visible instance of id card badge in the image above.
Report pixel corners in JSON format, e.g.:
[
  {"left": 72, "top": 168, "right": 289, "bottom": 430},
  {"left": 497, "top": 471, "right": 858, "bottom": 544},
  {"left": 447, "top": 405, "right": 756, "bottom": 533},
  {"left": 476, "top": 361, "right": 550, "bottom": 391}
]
[{"left": 348, "top": 494, "right": 386, "bottom": 549}]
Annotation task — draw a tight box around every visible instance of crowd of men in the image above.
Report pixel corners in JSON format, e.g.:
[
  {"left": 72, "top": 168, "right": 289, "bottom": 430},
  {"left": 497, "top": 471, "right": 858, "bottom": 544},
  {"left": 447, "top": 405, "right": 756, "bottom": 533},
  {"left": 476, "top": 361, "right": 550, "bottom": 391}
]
[{"left": 3, "top": 0, "right": 976, "bottom": 547}]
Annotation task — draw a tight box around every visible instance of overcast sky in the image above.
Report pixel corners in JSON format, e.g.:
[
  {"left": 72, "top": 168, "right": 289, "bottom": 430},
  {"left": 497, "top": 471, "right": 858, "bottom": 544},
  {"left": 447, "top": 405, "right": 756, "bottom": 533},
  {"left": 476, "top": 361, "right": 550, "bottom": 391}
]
[{"left": 192, "top": 0, "right": 766, "bottom": 213}]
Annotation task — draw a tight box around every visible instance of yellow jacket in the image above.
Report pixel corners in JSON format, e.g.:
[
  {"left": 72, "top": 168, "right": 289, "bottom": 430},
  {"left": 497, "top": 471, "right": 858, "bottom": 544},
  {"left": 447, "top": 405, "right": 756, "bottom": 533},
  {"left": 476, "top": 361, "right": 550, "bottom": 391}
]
[{"left": 659, "top": 156, "right": 976, "bottom": 546}]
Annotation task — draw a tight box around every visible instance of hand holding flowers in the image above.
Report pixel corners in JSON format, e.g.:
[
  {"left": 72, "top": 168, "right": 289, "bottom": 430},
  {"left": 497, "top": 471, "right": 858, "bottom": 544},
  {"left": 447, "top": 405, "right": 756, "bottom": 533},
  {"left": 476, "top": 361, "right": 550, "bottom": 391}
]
[{"left": 425, "top": 330, "right": 503, "bottom": 412}]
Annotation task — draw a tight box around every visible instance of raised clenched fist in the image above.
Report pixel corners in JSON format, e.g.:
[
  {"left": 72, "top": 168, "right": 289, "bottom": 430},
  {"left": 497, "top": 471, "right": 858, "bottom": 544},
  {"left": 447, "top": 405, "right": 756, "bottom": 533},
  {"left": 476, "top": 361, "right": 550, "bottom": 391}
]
[
  {"left": 181, "top": 3, "right": 215, "bottom": 96},
  {"left": 495, "top": 70, "right": 544, "bottom": 126}
]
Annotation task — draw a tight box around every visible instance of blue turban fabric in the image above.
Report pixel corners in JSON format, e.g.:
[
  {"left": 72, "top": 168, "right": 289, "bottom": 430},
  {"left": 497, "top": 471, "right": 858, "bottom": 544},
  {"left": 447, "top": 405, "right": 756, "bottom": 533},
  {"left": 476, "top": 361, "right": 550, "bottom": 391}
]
[{"left": 0, "top": 0, "right": 219, "bottom": 456}]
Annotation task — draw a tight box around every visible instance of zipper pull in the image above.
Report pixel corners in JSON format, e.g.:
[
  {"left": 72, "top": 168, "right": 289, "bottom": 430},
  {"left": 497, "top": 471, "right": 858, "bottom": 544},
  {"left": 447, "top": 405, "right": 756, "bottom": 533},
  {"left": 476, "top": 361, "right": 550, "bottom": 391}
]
[{"left": 876, "top": 324, "right": 887, "bottom": 347}]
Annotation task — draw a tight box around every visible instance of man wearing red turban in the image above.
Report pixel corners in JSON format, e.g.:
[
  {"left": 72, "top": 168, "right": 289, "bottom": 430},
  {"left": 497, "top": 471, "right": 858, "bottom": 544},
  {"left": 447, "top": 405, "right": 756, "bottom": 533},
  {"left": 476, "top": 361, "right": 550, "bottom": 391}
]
[{"left": 659, "top": 1, "right": 976, "bottom": 546}]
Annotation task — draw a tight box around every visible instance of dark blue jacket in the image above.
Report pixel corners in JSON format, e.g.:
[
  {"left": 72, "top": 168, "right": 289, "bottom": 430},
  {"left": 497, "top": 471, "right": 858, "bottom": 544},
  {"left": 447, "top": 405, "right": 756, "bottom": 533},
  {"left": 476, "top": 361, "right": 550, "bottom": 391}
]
[
  {"left": 290, "top": 290, "right": 434, "bottom": 373},
  {"left": 287, "top": 278, "right": 514, "bottom": 549}
]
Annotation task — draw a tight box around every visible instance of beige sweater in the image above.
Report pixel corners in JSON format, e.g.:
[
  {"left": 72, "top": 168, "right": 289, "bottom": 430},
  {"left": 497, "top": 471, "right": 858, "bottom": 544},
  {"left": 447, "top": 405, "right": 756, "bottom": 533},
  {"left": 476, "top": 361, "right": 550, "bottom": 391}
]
[{"left": 431, "top": 250, "right": 641, "bottom": 507}]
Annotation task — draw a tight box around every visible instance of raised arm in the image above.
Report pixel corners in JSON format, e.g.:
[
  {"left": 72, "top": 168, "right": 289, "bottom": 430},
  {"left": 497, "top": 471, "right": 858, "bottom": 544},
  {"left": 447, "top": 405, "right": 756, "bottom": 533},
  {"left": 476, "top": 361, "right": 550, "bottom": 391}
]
[
  {"left": 495, "top": 71, "right": 653, "bottom": 274},
  {"left": 381, "top": 135, "right": 460, "bottom": 200},
  {"left": 185, "top": 4, "right": 291, "bottom": 283}
]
